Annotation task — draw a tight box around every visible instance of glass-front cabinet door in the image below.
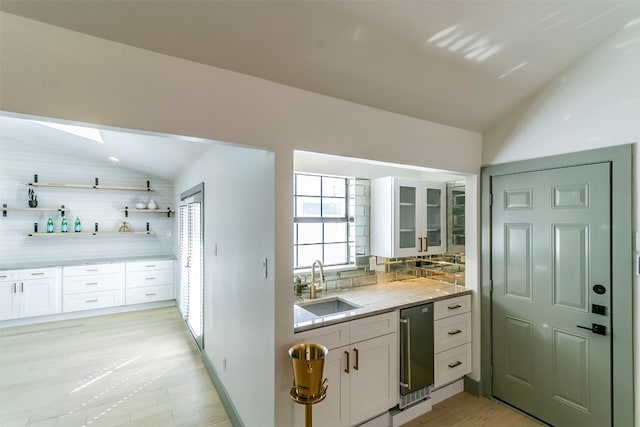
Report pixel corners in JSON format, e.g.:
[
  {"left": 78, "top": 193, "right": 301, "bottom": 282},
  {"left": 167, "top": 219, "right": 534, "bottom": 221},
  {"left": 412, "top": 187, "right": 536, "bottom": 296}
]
[{"left": 371, "top": 177, "right": 446, "bottom": 258}]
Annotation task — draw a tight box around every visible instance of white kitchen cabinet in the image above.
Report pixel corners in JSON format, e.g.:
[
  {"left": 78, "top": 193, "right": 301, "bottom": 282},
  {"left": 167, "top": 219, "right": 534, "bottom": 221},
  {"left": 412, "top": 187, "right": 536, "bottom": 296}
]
[
  {"left": 293, "top": 311, "right": 398, "bottom": 427},
  {"left": 433, "top": 294, "right": 472, "bottom": 389},
  {"left": 371, "top": 177, "right": 446, "bottom": 258},
  {"left": 125, "top": 259, "right": 174, "bottom": 304},
  {"left": 63, "top": 263, "right": 125, "bottom": 312},
  {"left": 0, "top": 268, "right": 62, "bottom": 320}
]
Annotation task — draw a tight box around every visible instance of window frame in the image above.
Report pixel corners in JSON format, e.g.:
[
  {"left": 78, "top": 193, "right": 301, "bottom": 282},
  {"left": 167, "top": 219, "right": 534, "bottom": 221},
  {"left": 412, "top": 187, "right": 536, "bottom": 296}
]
[{"left": 293, "top": 172, "right": 355, "bottom": 270}]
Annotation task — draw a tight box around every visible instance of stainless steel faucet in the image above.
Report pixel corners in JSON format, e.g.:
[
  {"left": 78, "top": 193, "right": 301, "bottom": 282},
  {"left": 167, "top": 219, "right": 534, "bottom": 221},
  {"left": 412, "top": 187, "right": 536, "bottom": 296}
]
[{"left": 310, "top": 260, "right": 325, "bottom": 299}]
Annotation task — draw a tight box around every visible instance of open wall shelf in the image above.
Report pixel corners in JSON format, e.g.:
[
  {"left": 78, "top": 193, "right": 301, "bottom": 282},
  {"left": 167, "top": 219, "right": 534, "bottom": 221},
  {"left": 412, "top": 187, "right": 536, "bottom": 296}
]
[
  {"left": 123, "top": 207, "right": 173, "bottom": 217},
  {"left": 25, "top": 231, "right": 155, "bottom": 237},
  {"left": 26, "top": 175, "right": 153, "bottom": 191},
  {"left": 2, "top": 204, "right": 66, "bottom": 217}
]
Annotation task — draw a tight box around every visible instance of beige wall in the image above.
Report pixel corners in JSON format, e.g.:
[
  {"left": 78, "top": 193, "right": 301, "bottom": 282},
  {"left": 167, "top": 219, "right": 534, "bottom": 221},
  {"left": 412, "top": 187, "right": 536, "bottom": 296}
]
[
  {"left": 0, "top": 12, "right": 482, "bottom": 427},
  {"left": 484, "top": 22, "right": 639, "bottom": 425}
]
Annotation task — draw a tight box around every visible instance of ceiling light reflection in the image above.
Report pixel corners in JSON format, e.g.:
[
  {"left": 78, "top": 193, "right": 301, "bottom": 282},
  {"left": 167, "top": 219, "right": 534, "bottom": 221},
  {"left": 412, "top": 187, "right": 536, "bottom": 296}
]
[
  {"left": 427, "top": 25, "right": 459, "bottom": 43},
  {"left": 428, "top": 27, "right": 502, "bottom": 62},
  {"left": 498, "top": 61, "right": 530, "bottom": 79}
]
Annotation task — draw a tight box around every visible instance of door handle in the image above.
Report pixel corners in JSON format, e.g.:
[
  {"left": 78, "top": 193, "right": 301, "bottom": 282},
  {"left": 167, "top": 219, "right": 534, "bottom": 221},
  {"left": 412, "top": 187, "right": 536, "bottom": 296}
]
[
  {"left": 418, "top": 237, "right": 423, "bottom": 252},
  {"left": 577, "top": 323, "right": 606, "bottom": 335},
  {"left": 400, "top": 317, "right": 412, "bottom": 391},
  {"left": 354, "top": 348, "right": 359, "bottom": 371}
]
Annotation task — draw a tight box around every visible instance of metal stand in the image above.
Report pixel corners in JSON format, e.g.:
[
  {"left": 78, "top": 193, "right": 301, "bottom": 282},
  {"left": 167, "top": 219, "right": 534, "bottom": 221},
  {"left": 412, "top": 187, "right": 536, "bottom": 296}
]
[{"left": 290, "top": 380, "right": 328, "bottom": 427}]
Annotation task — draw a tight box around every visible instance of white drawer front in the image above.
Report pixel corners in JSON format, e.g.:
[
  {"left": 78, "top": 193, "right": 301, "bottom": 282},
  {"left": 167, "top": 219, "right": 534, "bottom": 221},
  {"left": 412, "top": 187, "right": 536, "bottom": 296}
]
[
  {"left": 126, "top": 270, "right": 174, "bottom": 288},
  {"left": 126, "top": 260, "right": 174, "bottom": 273},
  {"left": 349, "top": 310, "right": 398, "bottom": 343},
  {"left": 19, "top": 267, "right": 58, "bottom": 280},
  {"left": 294, "top": 322, "right": 350, "bottom": 350},
  {"left": 126, "top": 285, "right": 175, "bottom": 305},
  {"left": 0, "top": 270, "right": 19, "bottom": 281},
  {"left": 63, "top": 290, "right": 124, "bottom": 312},
  {"left": 64, "top": 274, "right": 123, "bottom": 294},
  {"left": 434, "top": 294, "right": 471, "bottom": 320},
  {"left": 64, "top": 263, "right": 123, "bottom": 277},
  {"left": 434, "top": 342, "right": 471, "bottom": 389},
  {"left": 434, "top": 312, "right": 471, "bottom": 353}
]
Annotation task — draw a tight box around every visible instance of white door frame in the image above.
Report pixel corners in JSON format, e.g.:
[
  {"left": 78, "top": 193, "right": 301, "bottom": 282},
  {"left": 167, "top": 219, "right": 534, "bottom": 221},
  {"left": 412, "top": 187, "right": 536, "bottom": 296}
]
[{"left": 480, "top": 145, "right": 634, "bottom": 426}]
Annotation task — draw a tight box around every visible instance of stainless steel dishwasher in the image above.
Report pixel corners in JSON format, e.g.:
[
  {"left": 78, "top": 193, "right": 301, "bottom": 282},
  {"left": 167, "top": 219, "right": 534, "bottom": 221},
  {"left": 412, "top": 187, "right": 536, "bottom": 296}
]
[{"left": 399, "top": 302, "right": 434, "bottom": 408}]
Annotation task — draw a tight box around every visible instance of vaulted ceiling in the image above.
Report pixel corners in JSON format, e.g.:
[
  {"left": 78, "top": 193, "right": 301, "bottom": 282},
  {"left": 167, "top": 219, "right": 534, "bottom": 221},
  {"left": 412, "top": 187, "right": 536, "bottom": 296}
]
[{"left": 2, "top": 0, "right": 639, "bottom": 133}]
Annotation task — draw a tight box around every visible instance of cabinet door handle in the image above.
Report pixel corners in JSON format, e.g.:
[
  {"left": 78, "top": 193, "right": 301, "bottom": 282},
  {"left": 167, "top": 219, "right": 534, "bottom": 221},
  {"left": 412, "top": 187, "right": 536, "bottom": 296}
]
[
  {"left": 20, "top": 282, "right": 24, "bottom": 292},
  {"left": 13, "top": 283, "right": 17, "bottom": 293},
  {"left": 145, "top": 277, "right": 156, "bottom": 281},
  {"left": 354, "top": 348, "right": 359, "bottom": 371},
  {"left": 448, "top": 361, "right": 462, "bottom": 368},
  {"left": 145, "top": 293, "right": 156, "bottom": 296},
  {"left": 344, "top": 351, "right": 350, "bottom": 374},
  {"left": 85, "top": 282, "right": 99, "bottom": 286},
  {"left": 86, "top": 299, "right": 99, "bottom": 303},
  {"left": 448, "top": 329, "right": 463, "bottom": 336},
  {"left": 448, "top": 304, "right": 462, "bottom": 310},
  {"left": 417, "top": 237, "right": 423, "bottom": 252},
  {"left": 31, "top": 272, "right": 45, "bottom": 276}
]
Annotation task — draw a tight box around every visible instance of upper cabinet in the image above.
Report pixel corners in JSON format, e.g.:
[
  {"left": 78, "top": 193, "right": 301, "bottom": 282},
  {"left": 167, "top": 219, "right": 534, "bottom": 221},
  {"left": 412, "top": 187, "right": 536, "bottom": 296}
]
[{"left": 370, "top": 177, "right": 446, "bottom": 258}]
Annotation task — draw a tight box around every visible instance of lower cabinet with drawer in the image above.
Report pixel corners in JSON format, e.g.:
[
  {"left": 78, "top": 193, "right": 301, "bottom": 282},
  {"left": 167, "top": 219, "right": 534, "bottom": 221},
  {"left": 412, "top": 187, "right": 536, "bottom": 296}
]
[
  {"left": 63, "top": 263, "right": 125, "bottom": 312},
  {"left": 293, "top": 311, "right": 399, "bottom": 427},
  {"left": 433, "top": 294, "right": 472, "bottom": 389},
  {"left": 125, "top": 260, "right": 175, "bottom": 304},
  {"left": 0, "top": 267, "right": 62, "bottom": 320}
]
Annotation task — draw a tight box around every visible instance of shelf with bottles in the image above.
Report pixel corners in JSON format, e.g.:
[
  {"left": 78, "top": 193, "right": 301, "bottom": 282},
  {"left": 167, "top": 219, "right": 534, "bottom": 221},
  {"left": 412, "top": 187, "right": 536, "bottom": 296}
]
[
  {"left": 25, "top": 174, "right": 154, "bottom": 191},
  {"left": 25, "top": 221, "right": 155, "bottom": 237},
  {"left": 2, "top": 204, "right": 67, "bottom": 217}
]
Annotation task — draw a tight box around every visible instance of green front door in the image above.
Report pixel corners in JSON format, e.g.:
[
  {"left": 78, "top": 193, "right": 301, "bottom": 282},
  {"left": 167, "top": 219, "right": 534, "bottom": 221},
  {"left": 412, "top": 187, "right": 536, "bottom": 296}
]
[{"left": 491, "top": 163, "right": 611, "bottom": 426}]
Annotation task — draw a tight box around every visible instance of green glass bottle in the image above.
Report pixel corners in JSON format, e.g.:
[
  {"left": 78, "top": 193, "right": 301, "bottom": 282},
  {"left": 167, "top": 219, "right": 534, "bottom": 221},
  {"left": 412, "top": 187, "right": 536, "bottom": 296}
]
[
  {"left": 46, "top": 216, "right": 54, "bottom": 233},
  {"left": 61, "top": 216, "right": 68, "bottom": 233},
  {"left": 74, "top": 216, "right": 81, "bottom": 232}
]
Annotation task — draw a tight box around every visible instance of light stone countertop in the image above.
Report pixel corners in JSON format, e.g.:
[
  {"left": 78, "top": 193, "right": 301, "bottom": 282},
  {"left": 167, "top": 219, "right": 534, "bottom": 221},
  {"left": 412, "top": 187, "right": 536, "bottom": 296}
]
[
  {"left": 293, "top": 277, "right": 471, "bottom": 333},
  {"left": 0, "top": 255, "right": 176, "bottom": 271}
]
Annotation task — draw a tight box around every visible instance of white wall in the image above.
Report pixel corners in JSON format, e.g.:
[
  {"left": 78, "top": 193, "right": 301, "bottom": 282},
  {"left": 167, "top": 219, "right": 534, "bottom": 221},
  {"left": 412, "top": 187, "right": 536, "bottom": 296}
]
[
  {"left": 174, "top": 143, "right": 275, "bottom": 427},
  {"left": 0, "top": 137, "right": 174, "bottom": 266},
  {"left": 484, "top": 22, "right": 640, "bottom": 425},
  {"left": 0, "top": 12, "right": 483, "bottom": 426}
]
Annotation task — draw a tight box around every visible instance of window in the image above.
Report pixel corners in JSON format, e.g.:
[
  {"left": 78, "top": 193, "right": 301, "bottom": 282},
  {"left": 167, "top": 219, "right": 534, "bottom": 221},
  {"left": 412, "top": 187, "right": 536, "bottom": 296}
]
[{"left": 294, "top": 173, "right": 355, "bottom": 269}]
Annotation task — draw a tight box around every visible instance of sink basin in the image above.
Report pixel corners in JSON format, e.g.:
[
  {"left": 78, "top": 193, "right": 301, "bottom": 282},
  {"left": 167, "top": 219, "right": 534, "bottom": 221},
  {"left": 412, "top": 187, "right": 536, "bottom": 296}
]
[{"left": 298, "top": 298, "right": 360, "bottom": 317}]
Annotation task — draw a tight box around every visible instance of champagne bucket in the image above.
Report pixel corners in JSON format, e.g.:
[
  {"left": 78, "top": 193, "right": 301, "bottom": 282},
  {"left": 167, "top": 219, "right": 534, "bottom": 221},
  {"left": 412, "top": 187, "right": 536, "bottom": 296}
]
[{"left": 289, "top": 343, "right": 328, "bottom": 399}]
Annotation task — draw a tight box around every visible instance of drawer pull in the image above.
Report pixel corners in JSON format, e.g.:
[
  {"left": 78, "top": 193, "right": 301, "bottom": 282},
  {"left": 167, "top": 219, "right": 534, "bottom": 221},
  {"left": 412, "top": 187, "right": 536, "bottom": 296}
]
[
  {"left": 0, "top": 275, "right": 7, "bottom": 279},
  {"left": 448, "top": 329, "right": 463, "bottom": 336},
  {"left": 86, "top": 299, "right": 99, "bottom": 303},
  {"left": 448, "top": 304, "right": 462, "bottom": 310},
  {"left": 31, "top": 272, "right": 45, "bottom": 276},
  {"left": 145, "top": 277, "right": 156, "bottom": 280},
  {"left": 145, "top": 292, "right": 156, "bottom": 296},
  {"left": 145, "top": 265, "right": 156, "bottom": 268},
  {"left": 448, "top": 361, "right": 462, "bottom": 368},
  {"left": 86, "top": 268, "right": 99, "bottom": 272},
  {"left": 85, "top": 282, "right": 99, "bottom": 286}
]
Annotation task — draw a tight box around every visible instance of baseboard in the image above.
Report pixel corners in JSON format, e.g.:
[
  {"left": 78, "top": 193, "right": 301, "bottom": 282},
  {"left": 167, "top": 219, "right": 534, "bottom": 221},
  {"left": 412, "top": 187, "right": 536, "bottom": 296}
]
[
  {"left": 0, "top": 300, "right": 176, "bottom": 328},
  {"left": 463, "top": 376, "right": 481, "bottom": 397},
  {"left": 200, "top": 352, "right": 244, "bottom": 427},
  {"left": 430, "top": 379, "right": 464, "bottom": 405}
]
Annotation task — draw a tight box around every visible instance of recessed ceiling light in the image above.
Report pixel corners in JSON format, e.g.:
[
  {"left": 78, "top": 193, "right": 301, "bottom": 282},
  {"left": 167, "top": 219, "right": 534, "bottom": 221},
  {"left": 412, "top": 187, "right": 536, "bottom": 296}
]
[
  {"left": 109, "top": 156, "right": 120, "bottom": 162},
  {"left": 31, "top": 120, "right": 104, "bottom": 143}
]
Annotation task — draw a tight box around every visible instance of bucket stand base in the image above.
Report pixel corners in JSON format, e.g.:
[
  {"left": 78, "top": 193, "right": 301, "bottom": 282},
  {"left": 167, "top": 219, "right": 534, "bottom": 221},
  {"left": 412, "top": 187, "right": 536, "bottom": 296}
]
[{"left": 290, "top": 380, "right": 328, "bottom": 427}]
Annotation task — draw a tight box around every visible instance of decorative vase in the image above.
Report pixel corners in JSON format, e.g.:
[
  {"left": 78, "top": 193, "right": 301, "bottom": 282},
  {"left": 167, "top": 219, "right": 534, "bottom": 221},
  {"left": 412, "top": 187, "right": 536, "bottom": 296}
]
[
  {"left": 28, "top": 200, "right": 38, "bottom": 208},
  {"left": 135, "top": 201, "right": 146, "bottom": 209},
  {"left": 147, "top": 199, "right": 157, "bottom": 210}
]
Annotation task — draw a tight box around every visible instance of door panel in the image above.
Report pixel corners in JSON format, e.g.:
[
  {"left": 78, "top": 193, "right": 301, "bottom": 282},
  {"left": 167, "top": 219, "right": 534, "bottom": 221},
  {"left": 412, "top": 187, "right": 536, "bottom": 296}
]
[{"left": 492, "top": 163, "right": 611, "bottom": 427}]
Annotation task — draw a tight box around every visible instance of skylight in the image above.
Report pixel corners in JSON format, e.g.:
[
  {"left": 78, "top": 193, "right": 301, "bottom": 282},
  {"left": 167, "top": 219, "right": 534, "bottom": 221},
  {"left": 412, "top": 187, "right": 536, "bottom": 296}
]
[{"left": 31, "top": 120, "right": 104, "bottom": 143}]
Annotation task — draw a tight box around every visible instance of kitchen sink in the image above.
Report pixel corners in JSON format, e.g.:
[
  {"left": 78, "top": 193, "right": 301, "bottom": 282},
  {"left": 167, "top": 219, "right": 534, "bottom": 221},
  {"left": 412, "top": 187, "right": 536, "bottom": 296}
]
[{"left": 298, "top": 298, "right": 360, "bottom": 317}]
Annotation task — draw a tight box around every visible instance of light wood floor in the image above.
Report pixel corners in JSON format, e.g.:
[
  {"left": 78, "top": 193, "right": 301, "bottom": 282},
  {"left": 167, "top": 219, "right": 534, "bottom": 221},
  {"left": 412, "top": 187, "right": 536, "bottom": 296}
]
[
  {"left": 0, "top": 307, "right": 231, "bottom": 427},
  {"left": 403, "top": 391, "right": 544, "bottom": 427}
]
